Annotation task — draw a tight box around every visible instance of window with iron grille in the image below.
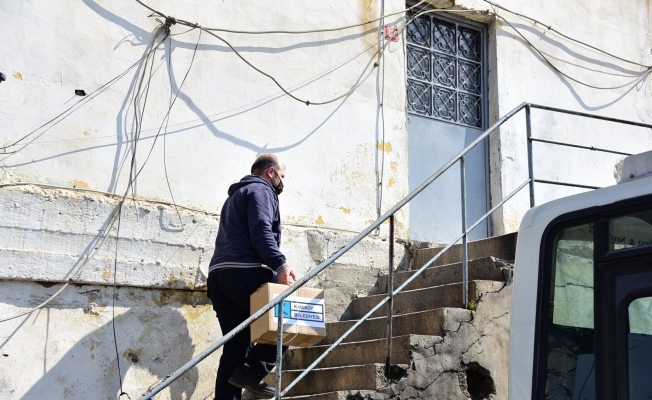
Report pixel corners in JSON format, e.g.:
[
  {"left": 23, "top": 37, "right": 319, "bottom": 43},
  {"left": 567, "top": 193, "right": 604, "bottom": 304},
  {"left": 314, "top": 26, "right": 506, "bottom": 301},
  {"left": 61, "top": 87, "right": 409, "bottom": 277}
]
[{"left": 406, "top": 11, "right": 486, "bottom": 128}]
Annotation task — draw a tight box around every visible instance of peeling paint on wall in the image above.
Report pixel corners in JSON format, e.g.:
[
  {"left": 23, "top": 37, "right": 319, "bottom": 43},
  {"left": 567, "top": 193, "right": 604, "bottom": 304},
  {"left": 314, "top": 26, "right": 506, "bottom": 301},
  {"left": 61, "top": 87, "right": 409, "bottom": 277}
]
[{"left": 377, "top": 141, "right": 393, "bottom": 152}]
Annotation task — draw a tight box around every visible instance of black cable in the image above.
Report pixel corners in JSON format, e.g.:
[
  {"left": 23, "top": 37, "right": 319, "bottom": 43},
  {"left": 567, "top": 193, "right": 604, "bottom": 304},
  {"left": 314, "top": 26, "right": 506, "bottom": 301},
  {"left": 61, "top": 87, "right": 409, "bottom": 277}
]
[
  {"left": 136, "top": 0, "right": 427, "bottom": 35},
  {"left": 496, "top": 13, "right": 651, "bottom": 90},
  {"left": 160, "top": 30, "right": 202, "bottom": 228},
  {"left": 481, "top": 0, "right": 652, "bottom": 68},
  {"left": 163, "top": 34, "right": 184, "bottom": 228},
  {"left": 133, "top": 29, "right": 202, "bottom": 192},
  {"left": 375, "top": 0, "right": 388, "bottom": 230},
  {"left": 112, "top": 202, "right": 129, "bottom": 399},
  {"left": 110, "top": 25, "right": 167, "bottom": 399}
]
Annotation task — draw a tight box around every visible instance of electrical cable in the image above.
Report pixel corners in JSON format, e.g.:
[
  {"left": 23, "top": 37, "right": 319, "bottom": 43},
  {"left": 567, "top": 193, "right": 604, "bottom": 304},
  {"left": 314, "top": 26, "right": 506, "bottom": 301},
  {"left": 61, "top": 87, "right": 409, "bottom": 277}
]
[
  {"left": 192, "top": 9, "right": 488, "bottom": 107},
  {"left": 112, "top": 203, "right": 129, "bottom": 399},
  {"left": 0, "top": 46, "right": 161, "bottom": 154},
  {"left": 405, "top": 5, "right": 651, "bottom": 90},
  {"left": 481, "top": 0, "right": 652, "bottom": 68},
  {"left": 133, "top": 29, "right": 202, "bottom": 192},
  {"left": 0, "top": 203, "right": 123, "bottom": 323},
  {"left": 195, "top": 26, "right": 384, "bottom": 106},
  {"left": 136, "top": 0, "right": 427, "bottom": 35},
  {"left": 0, "top": 27, "right": 179, "bottom": 400},
  {"left": 495, "top": 12, "right": 652, "bottom": 90},
  {"left": 163, "top": 35, "right": 183, "bottom": 229},
  {"left": 3, "top": 3, "right": 479, "bottom": 160},
  {"left": 18, "top": 40, "right": 379, "bottom": 150},
  {"left": 376, "top": 0, "right": 387, "bottom": 233},
  {"left": 135, "top": 1, "right": 441, "bottom": 107},
  {"left": 109, "top": 27, "right": 169, "bottom": 399},
  {"left": 2, "top": 0, "right": 402, "bottom": 322}
]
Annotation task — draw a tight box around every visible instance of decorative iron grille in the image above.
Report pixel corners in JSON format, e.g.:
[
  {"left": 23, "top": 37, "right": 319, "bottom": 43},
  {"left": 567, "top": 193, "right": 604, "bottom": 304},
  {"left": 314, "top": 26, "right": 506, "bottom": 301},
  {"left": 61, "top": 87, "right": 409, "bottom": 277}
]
[{"left": 407, "top": 12, "right": 485, "bottom": 128}]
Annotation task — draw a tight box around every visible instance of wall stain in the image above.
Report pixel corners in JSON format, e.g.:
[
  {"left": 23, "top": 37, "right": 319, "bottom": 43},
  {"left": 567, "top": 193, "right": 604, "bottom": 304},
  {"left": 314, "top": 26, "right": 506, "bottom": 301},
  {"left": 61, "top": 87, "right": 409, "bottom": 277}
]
[
  {"left": 315, "top": 216, "right": 325, "bottom": 225},
  {"left": 182, "top": 303, "right": 211, "bottom": 322},
  {"left": 390, "top": 162, "right": 398, "bottom": 171},
  {"left": 71, "top": 179, "right": 89, "bottom": 189},
  {"left": 82, "top": 130, "right": 90, "bottom": 136},
  {"left": 388, "top": 177, "right": 395, "bottom": 187},
  {"left": 154, "top": 289, "right": 211, "bottom": 307},
  {"left": 13, "top": 72, "right": 22, "bottom": 80},
  {"left": 102, "top": 264, "right": 111, "bottom": 280},
  {"left": 361, "top": 0, "right": 379, "bottom": 49},
  {"left": 377, "top": 142, "right": 393, "bottom": 152},
  {"left": 340, "top": 207, "right": 351, "bottom": 214}
]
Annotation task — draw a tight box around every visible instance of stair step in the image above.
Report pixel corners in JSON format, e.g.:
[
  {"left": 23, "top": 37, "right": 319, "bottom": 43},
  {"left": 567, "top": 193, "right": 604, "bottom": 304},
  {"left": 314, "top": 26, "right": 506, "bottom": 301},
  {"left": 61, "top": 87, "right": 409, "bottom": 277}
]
[
  {"left": 285, "top": 335, "right": 418, "bottom": 370},
  {"left": 342, "top": 280, "right": 505, "bottom": 320},
  {"left": 250, "top": 391, "right": 377, "bottom": 400},
  {"left": 376, "top": 256, "right": 507, "bottom": 293},
  {"left": 320, "top": 308, "right": 471, "bottom": 345},
  {"left": 262, "top": 364, "right": 384, "bottom": 397},
  {"left": 413, "top": 232, "right": 517, "bottom": 269}
]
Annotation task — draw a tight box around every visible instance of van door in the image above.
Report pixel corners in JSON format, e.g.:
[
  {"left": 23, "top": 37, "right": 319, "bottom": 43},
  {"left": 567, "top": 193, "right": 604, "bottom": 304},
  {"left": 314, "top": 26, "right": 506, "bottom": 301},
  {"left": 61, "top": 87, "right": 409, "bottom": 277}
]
[
  {"left": 534, "top": 201, "right": 652, "bottom": 400},
  {"left": 596, "top": 208, "right": 652, "bottom": 399}
]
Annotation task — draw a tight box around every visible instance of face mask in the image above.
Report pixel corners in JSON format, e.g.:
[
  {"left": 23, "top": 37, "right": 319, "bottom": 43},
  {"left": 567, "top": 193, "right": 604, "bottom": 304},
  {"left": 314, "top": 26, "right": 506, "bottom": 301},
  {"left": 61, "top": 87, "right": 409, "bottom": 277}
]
[{"left": 274, "top": 171, "right": 284, "bottom": 196}]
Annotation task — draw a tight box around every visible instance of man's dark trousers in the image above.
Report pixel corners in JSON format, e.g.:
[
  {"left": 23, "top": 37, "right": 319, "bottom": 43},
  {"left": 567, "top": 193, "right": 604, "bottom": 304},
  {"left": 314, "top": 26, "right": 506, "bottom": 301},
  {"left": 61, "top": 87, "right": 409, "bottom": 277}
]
[{"left": 207, "top": 268, "right": 287, "bottom": 400}]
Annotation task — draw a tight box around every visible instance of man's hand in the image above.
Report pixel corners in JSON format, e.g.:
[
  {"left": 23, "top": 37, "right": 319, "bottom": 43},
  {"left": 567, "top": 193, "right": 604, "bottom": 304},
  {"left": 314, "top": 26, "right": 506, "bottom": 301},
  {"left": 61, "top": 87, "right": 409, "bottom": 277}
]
[{"left": 278, "top": 267, "right": 297, "bottom": 285}]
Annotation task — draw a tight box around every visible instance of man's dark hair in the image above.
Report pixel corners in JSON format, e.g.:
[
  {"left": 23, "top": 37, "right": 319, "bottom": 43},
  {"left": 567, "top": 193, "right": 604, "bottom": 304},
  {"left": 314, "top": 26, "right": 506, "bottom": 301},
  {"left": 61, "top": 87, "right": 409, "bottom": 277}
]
[{"left": 251, "top": 153, "right": 280, "bottom": 175}]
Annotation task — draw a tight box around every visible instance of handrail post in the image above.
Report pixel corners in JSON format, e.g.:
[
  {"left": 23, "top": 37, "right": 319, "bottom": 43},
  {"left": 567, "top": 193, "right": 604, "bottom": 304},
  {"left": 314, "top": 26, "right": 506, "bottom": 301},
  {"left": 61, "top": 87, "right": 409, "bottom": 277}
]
[
  {"left": 275, "top": 300, "right": 284, "bottom": 399},
  {"left": 460, "top": 156, "right": 468, "bottom": 309},
  {"left": 136, "top": 103, "right": 530, "bottom": 400},
  {"left": 525, "top": 104, "right": 535, "bottom": 208},
  {"left": 384, "top": 214, "right": 395, "bottom": 377}
]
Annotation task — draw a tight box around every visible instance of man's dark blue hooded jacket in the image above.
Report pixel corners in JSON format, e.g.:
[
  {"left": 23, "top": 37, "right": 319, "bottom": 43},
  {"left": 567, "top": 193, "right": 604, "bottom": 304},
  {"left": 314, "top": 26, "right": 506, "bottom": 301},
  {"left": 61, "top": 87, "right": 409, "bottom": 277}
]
[{"left": 208, "top": 175, "right": 286, "bottom": 273}]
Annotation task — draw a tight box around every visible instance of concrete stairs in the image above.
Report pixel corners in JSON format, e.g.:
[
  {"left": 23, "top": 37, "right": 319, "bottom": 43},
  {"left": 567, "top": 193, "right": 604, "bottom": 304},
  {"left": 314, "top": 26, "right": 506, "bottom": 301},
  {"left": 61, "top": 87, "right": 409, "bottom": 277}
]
[{"left": 247, "top": 233, "right": 516, "bottom": 399}]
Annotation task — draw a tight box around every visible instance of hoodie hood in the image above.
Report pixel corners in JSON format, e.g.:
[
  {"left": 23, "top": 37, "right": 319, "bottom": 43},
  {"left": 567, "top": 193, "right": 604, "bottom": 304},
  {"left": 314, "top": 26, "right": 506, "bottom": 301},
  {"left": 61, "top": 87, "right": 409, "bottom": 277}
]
[{"left": 227, "top": 175, "right": 273, "bottom": 196}]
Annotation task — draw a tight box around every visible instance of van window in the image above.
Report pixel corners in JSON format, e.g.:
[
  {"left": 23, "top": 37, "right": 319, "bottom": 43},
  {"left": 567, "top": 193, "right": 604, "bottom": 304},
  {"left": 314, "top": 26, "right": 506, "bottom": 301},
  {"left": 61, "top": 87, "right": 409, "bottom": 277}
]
[
  {"left": 608, "top": 209, "right": 652, "bottom": 251},
  {"left": 546, "top": 223, "right": 595, "bottom": 400},
  {"left": 551, "top": 224, "right": 594, "bottom": 329}
]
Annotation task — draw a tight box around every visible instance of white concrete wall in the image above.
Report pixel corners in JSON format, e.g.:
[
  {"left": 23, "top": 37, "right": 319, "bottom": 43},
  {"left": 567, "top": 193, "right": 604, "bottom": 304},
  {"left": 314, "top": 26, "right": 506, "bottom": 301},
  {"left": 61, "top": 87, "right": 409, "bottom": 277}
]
[
  {"left": 468, "top": 0, "right": 652, "bottom": 233},
  {"left": 0, "top": 1, "right": 410, "bottom": 398},
  {"left": 0, "top": 0, "right": 410, "bottom": 236},
  {"left": 2, "top": 0, "right": 652, "bottom": 398}
]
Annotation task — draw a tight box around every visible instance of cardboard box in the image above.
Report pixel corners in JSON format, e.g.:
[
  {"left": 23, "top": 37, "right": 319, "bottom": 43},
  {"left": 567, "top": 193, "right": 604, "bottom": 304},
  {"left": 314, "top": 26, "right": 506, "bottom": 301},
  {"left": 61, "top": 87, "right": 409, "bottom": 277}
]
[{"left": 250, "top": 283, "right": 326, "bottom": 348}]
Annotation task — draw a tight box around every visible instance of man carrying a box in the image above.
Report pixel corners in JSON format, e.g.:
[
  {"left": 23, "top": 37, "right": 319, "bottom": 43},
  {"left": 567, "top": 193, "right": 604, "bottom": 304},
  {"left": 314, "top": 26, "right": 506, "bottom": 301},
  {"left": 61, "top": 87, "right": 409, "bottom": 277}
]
[{"left": 207, "top": 153, "right": 297, "bottom": 399}]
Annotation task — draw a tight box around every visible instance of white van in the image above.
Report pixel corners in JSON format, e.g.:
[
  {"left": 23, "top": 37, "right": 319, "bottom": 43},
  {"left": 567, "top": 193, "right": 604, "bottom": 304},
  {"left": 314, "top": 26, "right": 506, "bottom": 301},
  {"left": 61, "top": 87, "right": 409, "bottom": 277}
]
[{"left": 509, "top": 151, "right": 652, "bottom": 399}]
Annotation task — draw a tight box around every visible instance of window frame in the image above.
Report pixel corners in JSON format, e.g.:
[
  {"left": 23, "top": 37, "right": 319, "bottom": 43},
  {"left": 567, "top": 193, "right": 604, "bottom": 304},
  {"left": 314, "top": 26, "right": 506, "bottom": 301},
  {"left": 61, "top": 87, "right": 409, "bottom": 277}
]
[
  {"left": 531, "top": 193, "right": 652, "bottom": 399},
  {"left": 405, "top": 7, "right": 489, "bottom": 130}
]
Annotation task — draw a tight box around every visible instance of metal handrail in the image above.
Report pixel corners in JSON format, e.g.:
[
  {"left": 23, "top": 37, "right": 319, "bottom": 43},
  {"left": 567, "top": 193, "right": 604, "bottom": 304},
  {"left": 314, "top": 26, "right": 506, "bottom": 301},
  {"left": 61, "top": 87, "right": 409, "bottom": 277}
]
[{"left": 138, "top": 102, "right": 652, "bottom": 399}]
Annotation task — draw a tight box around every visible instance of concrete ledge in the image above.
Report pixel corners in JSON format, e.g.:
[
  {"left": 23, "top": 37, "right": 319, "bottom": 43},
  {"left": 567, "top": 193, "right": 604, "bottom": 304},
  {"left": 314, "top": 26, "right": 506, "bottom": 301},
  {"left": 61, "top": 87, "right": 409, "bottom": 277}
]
[{"left": 0, "top": 185, "right": 410, "bottom": 321}]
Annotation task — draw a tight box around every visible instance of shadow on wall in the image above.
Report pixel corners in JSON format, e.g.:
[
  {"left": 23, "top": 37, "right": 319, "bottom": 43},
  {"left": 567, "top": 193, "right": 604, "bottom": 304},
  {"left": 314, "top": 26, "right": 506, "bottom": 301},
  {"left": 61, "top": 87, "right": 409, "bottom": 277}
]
[
  {"left": 0, "top": 283, "right": 204, "bottom": 400},
  {"left": 497, "top": 22, "right": 649, "bottom": 111}
]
